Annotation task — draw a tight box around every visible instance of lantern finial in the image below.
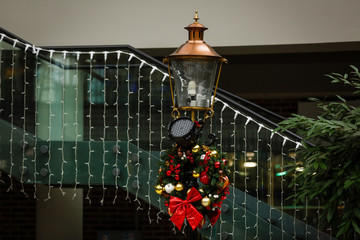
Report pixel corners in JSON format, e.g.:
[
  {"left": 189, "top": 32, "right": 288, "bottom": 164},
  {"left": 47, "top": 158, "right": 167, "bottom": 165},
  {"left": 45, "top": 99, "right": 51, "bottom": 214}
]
[{"left": 194, "top": 11, "right": 199, "bottom": 22}]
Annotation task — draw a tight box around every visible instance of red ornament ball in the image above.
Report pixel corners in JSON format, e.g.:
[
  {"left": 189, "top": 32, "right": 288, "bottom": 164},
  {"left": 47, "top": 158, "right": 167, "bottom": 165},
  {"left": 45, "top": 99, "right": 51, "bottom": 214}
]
[
  {"left": 219, "top": 170, "right": 223, "bottom": 174},
  {"left": 200, "top": 174, "right": 210, "bottom": 185},
  {"left": 175, "top": 175, "right": 180, "bottom": 180},
  {"left": 222, "top": 159, "right": 227, "bottom": 164},
  {"left": 166, "top": 170, "right": 172, "bottom": 176},
  {"left": 214, "top": 161, "right": 221, "bottom": 168}
]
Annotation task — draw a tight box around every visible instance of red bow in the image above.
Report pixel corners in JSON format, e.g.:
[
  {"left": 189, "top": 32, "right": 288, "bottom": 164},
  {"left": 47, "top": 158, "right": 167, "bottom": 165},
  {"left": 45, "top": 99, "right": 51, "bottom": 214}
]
[
  {"left": 169, "top": 187, "right": 204, "bottom": 230},
  {"left": 208, "top": 208, "right": 221, "bottom": 226}
]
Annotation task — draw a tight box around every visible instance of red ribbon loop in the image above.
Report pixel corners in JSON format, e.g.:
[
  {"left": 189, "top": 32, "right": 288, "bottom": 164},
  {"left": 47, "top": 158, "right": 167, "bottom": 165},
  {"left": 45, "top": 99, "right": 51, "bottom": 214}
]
[
  {"left": 169, "top": 187, "right": 204, "bottom": 230},
  {"left": 208, "top": 208, "right": 221, "bottom": 226}
]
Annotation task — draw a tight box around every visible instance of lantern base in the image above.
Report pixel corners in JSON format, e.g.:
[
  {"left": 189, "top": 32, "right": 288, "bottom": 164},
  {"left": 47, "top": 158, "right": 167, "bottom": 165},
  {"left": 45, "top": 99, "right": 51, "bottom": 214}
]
[{"left": 175, "top": 107, "right": 214, "bottom": 122}]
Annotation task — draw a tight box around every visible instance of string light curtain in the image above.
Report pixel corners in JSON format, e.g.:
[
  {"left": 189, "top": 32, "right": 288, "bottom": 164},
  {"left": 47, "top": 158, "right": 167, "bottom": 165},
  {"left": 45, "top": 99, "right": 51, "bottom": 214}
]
[{"left": 0, "top": 32, "right": 325, "bottom": 240}]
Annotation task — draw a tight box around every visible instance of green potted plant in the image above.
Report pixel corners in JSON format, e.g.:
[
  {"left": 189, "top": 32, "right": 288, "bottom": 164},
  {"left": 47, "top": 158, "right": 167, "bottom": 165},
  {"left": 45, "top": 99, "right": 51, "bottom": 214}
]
[{"left": 276, "top": 66, "right": 360, "bottom": 239}]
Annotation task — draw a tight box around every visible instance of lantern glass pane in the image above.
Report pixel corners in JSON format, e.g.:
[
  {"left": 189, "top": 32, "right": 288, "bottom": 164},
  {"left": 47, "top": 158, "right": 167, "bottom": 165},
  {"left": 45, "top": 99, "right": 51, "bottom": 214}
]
[{"left": 171, "top": 58, "right": 219, "bottom": 108}]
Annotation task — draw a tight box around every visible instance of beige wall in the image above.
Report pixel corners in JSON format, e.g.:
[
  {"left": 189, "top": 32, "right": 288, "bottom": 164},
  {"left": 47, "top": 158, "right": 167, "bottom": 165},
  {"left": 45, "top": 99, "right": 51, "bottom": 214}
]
[{"left": 1, "top": 0, "right": 360, "bottom": 48}]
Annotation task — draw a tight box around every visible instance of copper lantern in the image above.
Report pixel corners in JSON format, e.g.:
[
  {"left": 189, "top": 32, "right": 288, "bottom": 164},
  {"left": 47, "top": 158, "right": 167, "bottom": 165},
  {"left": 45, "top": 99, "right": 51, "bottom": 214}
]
[{"left": 164, "top": 11, "right": 227, "bottom": 121}]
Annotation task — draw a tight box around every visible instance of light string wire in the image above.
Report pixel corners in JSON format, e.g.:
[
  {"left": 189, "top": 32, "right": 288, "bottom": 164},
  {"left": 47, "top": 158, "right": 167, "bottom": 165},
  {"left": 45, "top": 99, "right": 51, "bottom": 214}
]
[
  {"left": 100, "top": 51, "right": 109, "bottom": 206},
  {"left": 208, "top": 101, "right": 214, "bottom": 240},
  {"left": 304, "top": 195, "right": 309, "bottom": 240},
  {"left": 73, "top": 51, "right": 81, "bottom": 199},
  {"left": 243, "top": 116, "right": 251, "bottom": 239},
  {"left": 156, "top": 74, "right": 167, "bottom": 223},
  {"left": 230, "top": 112, "right": 239, "bottom": 239},
  {"left": 45, "top": 50, "right": 55, "bottom": 201},
  {"left": 85, "top": 51, "right": 95, "bottom": 205},
  {"left": 218, "top": 103, "right": 226, "bottom": 239},
  {"left": 280, "top": 137, "right": 288, "bottom": 239},
  {"left": 292, "top": 143, "right": 301, "bottom": 239},
  {"left": 33, "top": 47, "right": 40, "bottom": 198},
  {"left": 124, "top": 54, "right": 134, "bottom": 202},
  {"left": 7, "top": 40, "right": 17, "bottom": 192},
  {"left": 146, "top": 66, "right": 156, "bottom": 223},
  {"left": 20, "top": 44, "right": 30, "bottom": 197},
  {"left": 113, "top": 50, "right": 121, "bottom": 204},
  {"left": 59, "top": 50, "right": 68, "bottom": 196},
  {"left": 254, "top": 124, "right": 263, "bottom": 239},
  {"left": 134, "top": 60, "right": 144, "bottom": 209},
  {"left": 267, "top": 132, "right": 275, "bottom": 240}
]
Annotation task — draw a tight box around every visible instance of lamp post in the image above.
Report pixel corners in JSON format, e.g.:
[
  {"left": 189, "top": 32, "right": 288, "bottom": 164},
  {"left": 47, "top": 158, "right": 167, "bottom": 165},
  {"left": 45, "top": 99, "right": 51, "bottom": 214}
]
[
  {"left": 164, "top": 11, "right": 227, "bottom": 123},
  {"left": 159, "top": 12, "right": 229, "bottom": 238}
]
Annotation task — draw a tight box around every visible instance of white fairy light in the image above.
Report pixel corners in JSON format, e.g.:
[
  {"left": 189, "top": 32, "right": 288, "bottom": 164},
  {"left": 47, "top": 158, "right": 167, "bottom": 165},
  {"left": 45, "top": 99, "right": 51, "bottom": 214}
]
[
  {"left": 124, "top": 54, "right": 133, "bottom": 202},
  {"left": 113, "top": 50, "right": 121, "bottom": 204},
  {"left": 7, "top": 41, "right": 18, "bottom": 192},
  {"left": 134, "top": 60, "right": 143, "bottom": 209},
  {"left": 254, "top": 124, "right": 263, "bottom": 239},
  {"left": 19, "top": 45, "right": 30, "bottom": 197},
  {"left": 219, "top": 103, "right": 227, "bottom": 239},
  {"left": 100, "top": 52, "right": 109, "bottom": 206},
  {"left": 230, "top": 112, "right": 239, "bottom": 239},
  {"left": 267, "top": 132, "right": 274, "bottom": 240},
  {"left": 45, "top": 50, "right": 55, "bottom": 201},
  {"left": 58, "top": 51, "right": 67, "bottom": 196},
  {"left": 85, "top": 51, "right": 95, "bottom": 205},
  {"left": 146, "top": 66, "right": 156, "bottom": 224},
  {"left": 33, "top": 49, "right": 40, "bottom": 199},
  {"left": 73, "top": 51, "right": 81, "bottom": 200},
  {"left": 304, "top": 196, "right": 309, "bottom": 239},
  {"left": 292, "top": 143, "right": 300, "bottom": 239},
  {"left": 280, "top": 137, "right": 288, "bottom": 239},
  {"left": 156, "top": 74, "right": 167, "bottom": 223},
  {"left": 12, "top": 39, "right": 18, "bottom": 48},
  {"left": 242, "top": 116, "right": 251, "bottom": 239}
]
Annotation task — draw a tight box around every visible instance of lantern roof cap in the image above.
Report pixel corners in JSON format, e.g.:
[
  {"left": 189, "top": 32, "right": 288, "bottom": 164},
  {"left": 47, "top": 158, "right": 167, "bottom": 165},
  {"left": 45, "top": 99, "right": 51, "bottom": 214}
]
[{"left": 167, "top": 11, "right": 227, "bottom": 63}]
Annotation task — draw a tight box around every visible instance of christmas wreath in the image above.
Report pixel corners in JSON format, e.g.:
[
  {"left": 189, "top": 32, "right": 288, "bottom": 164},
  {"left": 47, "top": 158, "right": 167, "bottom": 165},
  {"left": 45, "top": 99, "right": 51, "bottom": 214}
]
[{"left": 155, "top": 142, "right": 230, "bottom": 230}]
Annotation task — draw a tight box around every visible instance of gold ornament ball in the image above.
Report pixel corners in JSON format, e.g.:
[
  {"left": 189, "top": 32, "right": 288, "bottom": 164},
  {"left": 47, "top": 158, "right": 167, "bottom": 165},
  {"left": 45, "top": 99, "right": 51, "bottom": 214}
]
[
  {"left": 192, "top": 145, "right": 201, "bottom": 153},
  {"left": 155, "top": 185, "right": 163, "bottom": 195},
  {"left": 175, "top": 183, "right": 184, "bottom": 191},
  {"left": 198, "top": 188, "right": 204, "bottom": 194},
  {"left": 187, "top": 188, "right": 191, "bottom": 195},
  {"left": 210, "top": 150, "right": 219, "bottom": 158},
  {"left": 192, "top": 170, "right": 200, "bottom": 178},
  {"left": 201, "top": 197, "right": 211, "bottom": 207},
  {"left": 165, "top": 161, "right": 170, "bottom": 166}
]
